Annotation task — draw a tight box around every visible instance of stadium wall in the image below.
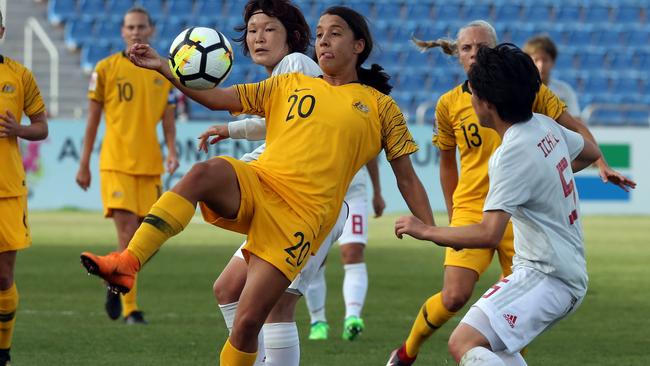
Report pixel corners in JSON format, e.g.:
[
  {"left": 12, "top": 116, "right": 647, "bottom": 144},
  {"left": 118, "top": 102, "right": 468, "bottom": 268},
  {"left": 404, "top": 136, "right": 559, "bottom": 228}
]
[{"left": 24, "top": 121, "right": 649, "bottom": 215}]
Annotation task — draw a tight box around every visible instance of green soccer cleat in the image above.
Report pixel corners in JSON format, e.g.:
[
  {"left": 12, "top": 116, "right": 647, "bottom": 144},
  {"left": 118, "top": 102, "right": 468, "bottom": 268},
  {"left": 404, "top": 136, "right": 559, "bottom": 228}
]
[
  {"left": 308, "top": 321, "right": 329, "bottom": 340},
  {"left": 342, "top": 316, "right": 365, "bottom": 341}
]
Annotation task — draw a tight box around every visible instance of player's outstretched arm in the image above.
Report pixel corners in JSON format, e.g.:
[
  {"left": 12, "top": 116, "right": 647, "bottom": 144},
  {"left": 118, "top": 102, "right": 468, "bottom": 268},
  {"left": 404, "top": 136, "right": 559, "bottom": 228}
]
[
  {"left": 162, "top": 106, "right": 179, "bottom": 174},
  {"left": 389, "top": 155, "right": 434, "bottom": 226},
  {"left": 0, "top": 110, "right": 47, "bottom": 141},
  {"left": 572, "top": 136, "right": 602, "bottom": 173},
  {"left": 439, "top": 149, "right": 458, "bottom": 222},
  {"left": 395, "top": 210, "right": 510, "bottom": 249},
  {"left": 556, "top": 111, "right": 636, "bottom": 191},
  {"left": 127, "top": 43, "right": 242, "bottom": 113},
  {"left": 76, "top": 100, "right": 102, "bottom": 191},
  {"left": 366, "top": 157, "right": 386, "bottom": 217}
]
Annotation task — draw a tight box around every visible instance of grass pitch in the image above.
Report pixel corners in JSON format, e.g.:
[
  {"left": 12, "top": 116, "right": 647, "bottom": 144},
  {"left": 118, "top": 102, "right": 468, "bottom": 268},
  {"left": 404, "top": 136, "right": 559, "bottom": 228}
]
[{"left": 12, "top": 212, "right": 650, "bottom": 365}]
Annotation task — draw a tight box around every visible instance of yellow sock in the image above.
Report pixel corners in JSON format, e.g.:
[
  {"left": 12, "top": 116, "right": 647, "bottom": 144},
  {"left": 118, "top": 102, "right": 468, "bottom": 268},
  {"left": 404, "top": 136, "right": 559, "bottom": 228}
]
[
  {"left": 127, "top": 191, "right": 195, "bottom": 265},
  {"left": 121, "top": 274, "right": 138, "bottom": 317},
  {"left": 404, "top": 292, "right": 456, "bottom": 357},
  {"left": 0, "top": 284, "right": 18, "bottom": 350},
  {"left": 220, "top": 338, "right": 257, "bottom": 366}
]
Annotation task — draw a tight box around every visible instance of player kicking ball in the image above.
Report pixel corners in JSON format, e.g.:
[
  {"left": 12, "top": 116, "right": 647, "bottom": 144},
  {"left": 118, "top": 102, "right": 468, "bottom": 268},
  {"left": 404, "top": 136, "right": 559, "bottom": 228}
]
[{"left": 394, "top": 44, "right": 601, "bottom": 366}]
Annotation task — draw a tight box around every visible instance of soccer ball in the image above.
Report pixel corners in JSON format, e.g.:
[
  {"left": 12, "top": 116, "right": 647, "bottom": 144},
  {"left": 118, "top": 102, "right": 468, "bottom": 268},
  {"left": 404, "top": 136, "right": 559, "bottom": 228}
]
[{"left": 168, "top": 27, "right": 234, "bottom": 90}]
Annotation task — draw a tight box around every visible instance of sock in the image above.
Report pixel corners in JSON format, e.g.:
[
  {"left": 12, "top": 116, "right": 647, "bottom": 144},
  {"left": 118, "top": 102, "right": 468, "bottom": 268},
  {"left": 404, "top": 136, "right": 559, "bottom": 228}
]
[
  {"left": 305, "top": 265, "right": 327, "bottom": 323},
  {"left": 263, "top": 322, "right": 300, "bottom": 366},
  {"left": 219, "top": 302, "right": 265, "bottom": 365},
  {"left": 220, "top": 338, "right": 257, "bottom": 366},
  {"left": 460, "top": 347, "right": 506, "bottom": 366},
  {"left": 404, "top": 292, "right": 456, "bottom": 357},
  {"left": 495, "top": 351, "right": 527, "bottom": 366},
  {"left": 0, "top": 284, "right": 18, "bottom": 350},
  {"left": 343, "top": 263, "right": 367, "bottom": 318},
  {"left": 127, "top": 191, "right": 195, "bottom": 265},
  {"left": 121, "top": 275, "right": 138, "bottom": 317}
]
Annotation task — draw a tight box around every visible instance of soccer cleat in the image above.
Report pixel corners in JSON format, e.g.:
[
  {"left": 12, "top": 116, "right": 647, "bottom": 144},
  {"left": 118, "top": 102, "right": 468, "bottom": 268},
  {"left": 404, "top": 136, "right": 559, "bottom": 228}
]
[
  {"left": 105, "top": 288, "right": 122, "bottom": 320},
  {"left": 124, "top": 310, "right": 148, "bottom": 325},
  {"left": 308, "top": 321, "right": 329, "bottom": 340},
  {"left": 80, "top": 250, "right": 140, "bottom": 294},
  {"left": 0, "top": 349, "right": 10, "bottom": 366},
  {"left": 386, "top": 344, "right": 417, "bottom": 366},
  {"left": 342, "top": 316, "right": 365, "bottom": 341}
]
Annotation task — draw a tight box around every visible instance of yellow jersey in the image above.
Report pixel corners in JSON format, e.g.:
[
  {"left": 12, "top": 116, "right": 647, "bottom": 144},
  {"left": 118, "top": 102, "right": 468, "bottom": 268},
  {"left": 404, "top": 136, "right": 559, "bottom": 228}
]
[
  {"left": 88, "top": 52, "right": 174, "bottom": 175},
  {"left": 433, "top": 81, "right": 566, "bottom": 221},
  {"left": 0, "top": 55, "right": 46, "bottom": 198},
  {"left": 236, "top": 73, "right": 418, "bottom": 234}
]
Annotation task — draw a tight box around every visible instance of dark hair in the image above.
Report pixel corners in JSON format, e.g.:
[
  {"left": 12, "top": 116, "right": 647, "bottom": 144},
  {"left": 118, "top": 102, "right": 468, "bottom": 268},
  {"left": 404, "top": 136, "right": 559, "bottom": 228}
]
[
  {"left": 234, "top": 0, "right": 311, "bottom": 57},
  {"left": 523, "top": 34, "right": 558, "bottom": 61},
  {"left": 122, "top": 7, "right": 154, "bottom": 27},
  {"left": 321, "top": 6, "right": 392, "bottom": 95},
  {"left": 468, "top": 43, "right": 541, "bottom": 124}
]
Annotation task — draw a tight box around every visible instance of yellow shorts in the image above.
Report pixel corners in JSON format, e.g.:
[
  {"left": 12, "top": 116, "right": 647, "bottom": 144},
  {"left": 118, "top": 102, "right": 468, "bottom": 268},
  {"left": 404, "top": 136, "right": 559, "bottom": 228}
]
[
  {"left": 100, "top": 170, "right": 162, "bottom": 218},
  {"left": 0, "top": 195, "right": 30, "bottom": 252},
  {"left": 444, "top": 216, "right": 515, "bottom": 277},
  {"left": 199, "top": 157, "right": 318, "bottom": 281}
]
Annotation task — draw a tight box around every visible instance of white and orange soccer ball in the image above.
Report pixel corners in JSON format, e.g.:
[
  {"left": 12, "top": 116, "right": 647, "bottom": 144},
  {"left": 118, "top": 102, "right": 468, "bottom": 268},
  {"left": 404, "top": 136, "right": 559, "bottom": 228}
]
[{"left": 168, "top": 27, "right": 234, "bottom": 90}]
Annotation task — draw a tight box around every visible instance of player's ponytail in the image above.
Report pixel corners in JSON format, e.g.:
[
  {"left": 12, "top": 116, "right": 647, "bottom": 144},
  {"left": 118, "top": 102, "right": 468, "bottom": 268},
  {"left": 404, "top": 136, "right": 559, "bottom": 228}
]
[
  {"left": 411, "top": 36, "right": 457, "bottom": 56},
  {"left": 322, "top": 6, "right": 393, "bottom": 95}
]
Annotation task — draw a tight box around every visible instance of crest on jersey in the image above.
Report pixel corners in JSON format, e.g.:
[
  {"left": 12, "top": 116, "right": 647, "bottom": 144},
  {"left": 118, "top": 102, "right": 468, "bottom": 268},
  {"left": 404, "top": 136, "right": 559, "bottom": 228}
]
[
  {"left": 1, "top": 82, "right": 16, "bottom": 94},
  {"left": 353, "top": 101, "right": 369, "bottom": 113}
]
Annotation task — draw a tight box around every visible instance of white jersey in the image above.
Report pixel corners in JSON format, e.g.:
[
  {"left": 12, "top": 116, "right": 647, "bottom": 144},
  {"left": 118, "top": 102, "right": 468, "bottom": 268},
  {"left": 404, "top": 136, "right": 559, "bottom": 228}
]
[
  {"left": 549, "top": 78, "right": 580, "bottom": 116},
  {"left": 231, "top": 53, "right": 322, "bottom": 162},
  {"left": 483, "top": 113, "right": 587, "bottom": 297}
]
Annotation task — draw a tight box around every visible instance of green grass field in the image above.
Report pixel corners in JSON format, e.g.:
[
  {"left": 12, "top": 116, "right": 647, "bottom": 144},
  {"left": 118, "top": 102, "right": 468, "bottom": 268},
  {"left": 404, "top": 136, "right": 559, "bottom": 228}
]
[{"left": 11, "top": 211, "right": 650, "bottom": 365}]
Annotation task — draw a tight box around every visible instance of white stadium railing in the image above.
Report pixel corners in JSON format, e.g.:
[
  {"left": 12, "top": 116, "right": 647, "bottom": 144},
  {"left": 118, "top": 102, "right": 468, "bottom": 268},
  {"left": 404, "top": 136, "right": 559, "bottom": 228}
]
[{"left": 24, "top": 16, "right": 59, "bottom": 117}]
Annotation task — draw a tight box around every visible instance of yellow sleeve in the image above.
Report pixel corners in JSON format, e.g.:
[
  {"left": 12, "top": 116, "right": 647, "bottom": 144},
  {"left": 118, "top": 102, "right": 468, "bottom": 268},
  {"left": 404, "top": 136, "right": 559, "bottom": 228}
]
[
  {"left": 87, "top": 60, "right": 105, "bottom": 102},
  {"left": 533, "top": 83, "right": 567, "bottom": 120},
  {"left": 378, "top": 94, "right": 418, "bottom": 161},
  {"left": 234, "top": 74, "right": 288, "bottom": 117},
  {"left": 432, "top": 96, "right": 456, "bottom": 150},
  {"left": 22, "top": 67, "right": 46, "bottom": 116}
]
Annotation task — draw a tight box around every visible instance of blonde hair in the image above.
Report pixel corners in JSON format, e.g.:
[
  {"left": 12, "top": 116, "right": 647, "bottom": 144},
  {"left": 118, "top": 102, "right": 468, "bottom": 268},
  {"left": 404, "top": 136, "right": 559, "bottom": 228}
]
[{"left": 412, "top": 20, "right": 498, "bottom": 56}]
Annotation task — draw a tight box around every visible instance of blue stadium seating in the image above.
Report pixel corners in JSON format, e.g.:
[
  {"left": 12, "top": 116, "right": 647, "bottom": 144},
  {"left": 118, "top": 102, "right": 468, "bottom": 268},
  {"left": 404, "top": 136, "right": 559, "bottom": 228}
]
[
  {"left": 60, "top": 0, "right": 648, "bottom": 124},
  {"left": 623, "top": 110, "right": 650, "bottom": 126}
]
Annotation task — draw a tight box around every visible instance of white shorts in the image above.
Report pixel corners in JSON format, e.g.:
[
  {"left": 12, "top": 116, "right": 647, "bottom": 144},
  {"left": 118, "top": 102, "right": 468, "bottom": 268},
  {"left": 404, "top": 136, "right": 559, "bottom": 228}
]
[
  {"left": 338, "top": 171, "right": 368, "bottom": 245},
  {"left": 233, "top": 201, "right": 349, "bottom": 296},
  {"left": 460, "top": 266, "right": 584, "bottom": 353}
]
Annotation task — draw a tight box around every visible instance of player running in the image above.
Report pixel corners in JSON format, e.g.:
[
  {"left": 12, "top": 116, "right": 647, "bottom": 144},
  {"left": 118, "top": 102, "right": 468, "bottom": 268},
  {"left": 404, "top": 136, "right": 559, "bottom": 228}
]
[{"left": 395, "top": 43, "right": 601, "bottom": 366}]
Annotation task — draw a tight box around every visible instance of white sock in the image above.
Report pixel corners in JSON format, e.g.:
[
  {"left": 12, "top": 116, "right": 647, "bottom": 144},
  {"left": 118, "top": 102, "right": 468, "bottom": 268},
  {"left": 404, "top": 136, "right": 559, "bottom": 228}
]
[
  {"left": 263, "top": 322, "right": 300, "bottom": 366},
  {"left": 305, "top": 265, "right": 327, "bottom": 323},
  {"left": 219, "top": 301, "right": 265, "bottom": 365},
  {"left": 460, "top": 347, "right": 506, "bottom": 366},
  {"left": 495, "top": 351, "right": 527, "bottom": 366},
  {"left": 343, "top": 262, "right": 367, "bottom": 318}
]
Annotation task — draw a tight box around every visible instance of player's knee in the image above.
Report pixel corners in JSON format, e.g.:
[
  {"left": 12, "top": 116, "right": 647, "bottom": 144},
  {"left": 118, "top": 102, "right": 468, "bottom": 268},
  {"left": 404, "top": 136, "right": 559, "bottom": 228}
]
[
  {"left": 0, "top": 276, "right": 12, "bottom": 291},
  {"left": 233, "top": 308, "right": 265, "bottom": 339},
  {"left": 213, "top": 276, "right": 243, "bottom": 304},
  {"left": 441, "top": 288, "right": 471, "bottom": 312},
  {"left": 447, "top": 333, "right": 466, "bottom": 363},
  {"left": 340, "top": 243, "right": 364, "bottom": 264}
]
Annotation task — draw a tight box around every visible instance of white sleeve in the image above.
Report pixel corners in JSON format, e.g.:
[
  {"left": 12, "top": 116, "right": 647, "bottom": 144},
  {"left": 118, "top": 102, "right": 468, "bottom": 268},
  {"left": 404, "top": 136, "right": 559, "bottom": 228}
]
[
  {"left": 227, "top": 118, "right": 267, "bottom": 141},
  {"left": 484, "top": 146, "right": 532, "bottom": 214},
  {"left": 558, "top": 123, "right": 585, "bottom": 161},
  {"left": 272, "top": 53, "right": 322, "bottom": 77}
]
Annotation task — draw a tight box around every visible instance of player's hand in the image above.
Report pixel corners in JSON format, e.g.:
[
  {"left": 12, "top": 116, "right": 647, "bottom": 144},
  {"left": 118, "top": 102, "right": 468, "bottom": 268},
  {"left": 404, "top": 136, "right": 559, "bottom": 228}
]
[
  {"left": 76, "top": 166, "right": 91, "bottom": 191},
  {"left": 372, "top": 193, "right": 386, "bottom": 218},
  {"left": 198, "top": 124, "right": 230, "bottom": 153},
  {"left": 166, "top": 154, "right": 179, "bottom": 175},
  {"left": 0, "top": 110, "right": 24, "bottom": 138},
  {"left": 127, "top": 43, "right": 163, "bottom": 71},
  {"left": 395, "top": 215, "right": 429, "bottom": 240},
  {"left": 598, "top": 164, "right": 637, "bottom": 192}
]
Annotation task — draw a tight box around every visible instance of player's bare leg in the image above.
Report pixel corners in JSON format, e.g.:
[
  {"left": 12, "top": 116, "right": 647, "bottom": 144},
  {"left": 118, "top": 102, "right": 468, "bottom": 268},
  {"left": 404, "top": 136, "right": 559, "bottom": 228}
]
[
  {"left": 340, "top": 243, "right": 367, "bottom": 341},
  {"left": 110, "top": 209, "right": 143, "bottom": 323}
]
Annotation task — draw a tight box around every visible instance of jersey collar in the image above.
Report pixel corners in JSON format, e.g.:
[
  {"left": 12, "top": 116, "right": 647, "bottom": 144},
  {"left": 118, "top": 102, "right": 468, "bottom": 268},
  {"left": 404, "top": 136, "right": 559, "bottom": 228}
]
[{"left": 0, "top": 55, "right": 4, "bottom": 64}]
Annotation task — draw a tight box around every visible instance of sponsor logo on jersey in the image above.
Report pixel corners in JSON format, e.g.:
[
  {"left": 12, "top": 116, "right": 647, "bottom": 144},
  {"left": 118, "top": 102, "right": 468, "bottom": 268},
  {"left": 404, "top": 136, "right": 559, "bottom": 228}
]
[
  {"left": 503, "top": 313, "right": 518, "bottom": 328},
  {"left": 112, "top": 190, "right": 124, "bottom": 199},
  {"left": 1, "top": 82, "right": 16, "bottom": 94},
  {"left": 353, "top": 101, "right": 369, "bottom": 113}
]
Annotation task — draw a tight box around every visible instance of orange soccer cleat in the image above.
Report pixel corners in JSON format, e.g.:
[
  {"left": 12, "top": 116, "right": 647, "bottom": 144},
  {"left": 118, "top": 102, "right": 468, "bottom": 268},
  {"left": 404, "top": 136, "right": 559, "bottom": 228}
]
[{"left": 80, "top": 250, "right": 141, "bottom": 294}]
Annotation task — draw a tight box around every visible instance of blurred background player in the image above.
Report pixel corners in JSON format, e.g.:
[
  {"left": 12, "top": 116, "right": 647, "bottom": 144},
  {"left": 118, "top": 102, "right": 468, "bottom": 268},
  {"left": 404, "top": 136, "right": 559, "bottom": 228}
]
[
  {"left": 387, "top": 20, "right": 635, "bottom": 366},
  {"left": 395, "top": 43, "right": 601, "bottom": 366},
  {"left": 81, "top": 5, "right": 433, "bottom": 365},
  {"left": 0, "top": 9, "right": 49, "bottom": 365},
  {"left": 75, "top": 6, "right": 178, "bottom": 325},
  {"left": 304, "top": 160, "right": 385, "bottom": 341},
  {"left": 524, "top": 35, "right": 581, "bottom": 118}
]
